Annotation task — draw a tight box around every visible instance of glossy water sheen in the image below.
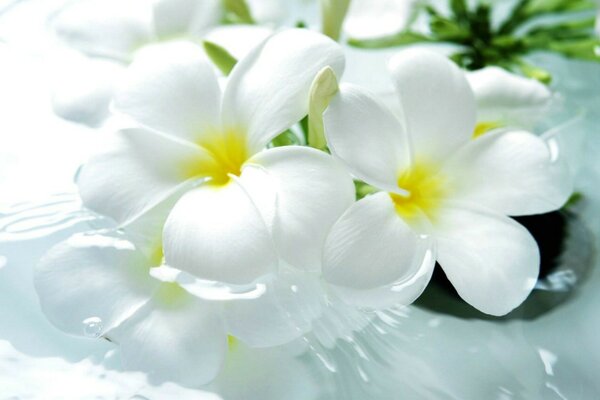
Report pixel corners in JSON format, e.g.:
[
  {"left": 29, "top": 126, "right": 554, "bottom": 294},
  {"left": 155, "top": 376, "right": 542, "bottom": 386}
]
[{"left": 1, "top": 1, "right": 600, "bottom": 399}]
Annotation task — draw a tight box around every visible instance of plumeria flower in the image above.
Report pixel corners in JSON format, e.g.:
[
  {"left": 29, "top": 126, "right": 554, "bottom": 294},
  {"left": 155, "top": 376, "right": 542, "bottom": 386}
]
[
  {"left": 35, "top": 197, "right": 229, "bottom": 386},
  {"left": 321, "top": 49, "right": 572, "bottom": 316},
  {"left": 50, "top": 0, "right": 275, "bottom": 125},
  {"left": 466, "top": 66, "right": 554, "bottom": 136},
  {"left": 35, "top": 30, "right": 356, "bottom": 383},
  {"left": 77, "top": 27, "right": 354, "bottom": 292}
]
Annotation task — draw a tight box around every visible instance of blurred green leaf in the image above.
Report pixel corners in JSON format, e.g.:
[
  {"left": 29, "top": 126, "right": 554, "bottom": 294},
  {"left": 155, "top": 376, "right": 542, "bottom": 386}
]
[
  {"left": 222, "top": 0, "right": 254, "bottom": 24},
  {"left": 270, "top": 130, "right": 301, "bottom": 147},
  {"left": 348, "top": 31, "right": 432, "bottom": 49},
  {"left": 203, "top": 41, "right": 237, "bottom": 76}
]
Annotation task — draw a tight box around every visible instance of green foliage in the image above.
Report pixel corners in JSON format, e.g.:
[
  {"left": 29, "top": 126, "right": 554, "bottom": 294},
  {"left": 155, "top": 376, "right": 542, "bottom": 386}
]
[
  {"left": 270, "top": 130, "right": 301, "bottom": 147},
  {"left": 222, "top": 0, "right": 254, "bottom": 24},
  {"left": 354, "top": 181, "right": 379, "bottom": 200},
  {"left": 348, "top": 0, "right": 600, "bottom": 78},
  {"left": 203, "top": 41, "right": 237, "bottom": 76}
]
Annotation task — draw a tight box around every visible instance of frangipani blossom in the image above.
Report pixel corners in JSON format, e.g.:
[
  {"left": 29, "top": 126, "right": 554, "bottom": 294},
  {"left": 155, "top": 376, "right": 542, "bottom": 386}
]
[
  {"left": 50, "top": 0, "right": 273, "bottom": 125},
  {"left": 467, "top": 66, "right": 554, "bottom": 135},
  {"left": 322, "top": 49, "right": 572, "bottom": 316},
  {"left": 77, "top": 29, "right": 354, "bottom": 286},
  {"left": 35, "top": 197, "right": 228, "bottom": 386}
]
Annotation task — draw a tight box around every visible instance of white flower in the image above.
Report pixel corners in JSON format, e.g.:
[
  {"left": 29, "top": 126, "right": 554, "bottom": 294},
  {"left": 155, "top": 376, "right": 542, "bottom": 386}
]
[
  {"left": 35, "top": 198, "right": 228, "bottom": 386},
  {"left": 322, "top": 49, "right": 573, "bottom": 316},
  {"left": 343, "top": 0, "right": 418, "bottom": 40},
  {"left": 50, "top": 0, "right": 274, "bottom": 125},
  {"left": 467, "top": 66, "right": 554, "bottom": 135},
  {"left": 77, "top": 28, "right": 354, "bottom": 287},
  {"left": 35, "top": 30, "right": 358, "bottom": 385}
]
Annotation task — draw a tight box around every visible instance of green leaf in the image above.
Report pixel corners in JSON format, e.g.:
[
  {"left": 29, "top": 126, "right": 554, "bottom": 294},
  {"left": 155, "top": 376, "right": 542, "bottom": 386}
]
[
  {"left": 563, "top": 192, "right": 583, "bottom": 209},
  {"left": 270, "top": 130, "right": 301, "bottom": 147},
  {"left": 354, "top": 180, "right": 379, "bottom": 200},
  {"left": 449, "top": 0, "right": 469, "bottom": 23},
  {"left": 523, "top": 0, "right": 596, "bottom": 16},
  {"left": 429, "top": 15, "right": 469, "bottom": 41},
  {"left": 348, "top": 31, "right": 432, "bottom": 49},
  {"left": 222, "top": 0, "right": 254, "bottom": 24},
  {"left": 308, "top": 66, "right": 339, "bottom": 150},
  {"left": 516, "top": 59, "right": 552, "bottom": 84},
  {"left": 203, "top": 41, "right": 237, "bottom": 76},
  {"left": 320, "top": 0, "right": 351, "bottom": 41},
  {"left": 545, "top": 37, "right": 600, "bottom": 62}
]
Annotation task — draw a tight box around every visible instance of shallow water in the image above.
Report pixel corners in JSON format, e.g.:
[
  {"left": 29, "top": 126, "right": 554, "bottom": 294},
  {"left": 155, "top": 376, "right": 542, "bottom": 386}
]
[{"left": 1, "top": 1, "right": 600, "bottom": 399}]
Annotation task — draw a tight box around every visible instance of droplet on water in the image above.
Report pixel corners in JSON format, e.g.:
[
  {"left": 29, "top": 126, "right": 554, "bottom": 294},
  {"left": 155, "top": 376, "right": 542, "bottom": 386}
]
[{"left": 82, "top": 316, "right": 103, "bottom": 338}]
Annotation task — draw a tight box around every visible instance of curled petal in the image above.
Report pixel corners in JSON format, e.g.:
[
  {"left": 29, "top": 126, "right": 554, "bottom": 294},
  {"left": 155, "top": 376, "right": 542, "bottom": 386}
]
[{"left": 323, "top": 192, "right": 434, "bottom": 309}]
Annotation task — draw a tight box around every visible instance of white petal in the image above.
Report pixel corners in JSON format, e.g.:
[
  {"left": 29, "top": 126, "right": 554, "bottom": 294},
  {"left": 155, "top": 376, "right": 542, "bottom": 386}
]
[
  {"left": 326, "top": 247, "right": 435, "bottom": 310},
  {"left": 241, "top": 146, "right": 354, "bottom": 271},
  {"left": 442, "top": 130, "right": 572, "bottom": 216},
  {"left": 224, "top": 267, "right": 322, "bottom": 347},
  {"left": 108, "top": 285, "right": 226, "bottom": 386},
  {"left": 433, "top": 203, "right": 540, "bottom": 316},
  {"left": 324, "top": 83, "right": 410, "bottom": 192},
  {"left": 51, "top": 0, "right": 152, "bottom": 61},
  {"left": 123, "top": 189, "right": 187, "bottom": 257},
  {"left": 114, "top": 41, "right": 221, "bottom": 142},
  {"left": 153, "top": 0, "right": 222, "bottom": 39},
  {"left": 34, "top": 232, "right": 157, "bottom": 337},
  {"left": 51, "top": 56, "right": 124, "bottom": 127},
  {"left": 323, "top": 192, "right": 434, "bottom": 308},
  {"left": 163, "top": 179, "right": 278, "bottom": 284},
  {"left": 222, "top": 28, "right": 345, "bottom": 152},
  {"left": 467, "top": 66, "right": 553, "bottom": 128},
  {"left": 246, "top": 0, "right": 289, "bottom": 24},
  {"left": 344, "top": 0, "right": 416, "bottom": 40},
  {"left": 203, "top": 25, "right": 273, "bottom": 61},
  {"left": 388, "top": 48, "right": 477, "bottom": 161},
  {"left": 78, "top": 127, "right": 212, "bottom": 225}
]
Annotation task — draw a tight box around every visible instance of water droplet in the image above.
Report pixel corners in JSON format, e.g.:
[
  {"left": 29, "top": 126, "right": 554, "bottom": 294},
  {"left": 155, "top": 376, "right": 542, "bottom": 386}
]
[
  {"left": 82, "top": 317, "right": 103, "bottom": 338},
  {"left": 0, "top": 255, "right": 6, "bottom": 270}
]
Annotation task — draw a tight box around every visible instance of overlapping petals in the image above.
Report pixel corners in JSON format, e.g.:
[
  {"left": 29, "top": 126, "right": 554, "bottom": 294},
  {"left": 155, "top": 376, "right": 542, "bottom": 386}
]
[
  {"left": 35, "top": 202, "right": 227, "bottom": 386},
  {"left": 323, "top": 49, "right": 572, "bottom": 315},
  {"left": 78, "top": 29, "right": 353, "bottom": 287},
  {"left": 466, "top": 66, "right": 553, "bottom": 130}
]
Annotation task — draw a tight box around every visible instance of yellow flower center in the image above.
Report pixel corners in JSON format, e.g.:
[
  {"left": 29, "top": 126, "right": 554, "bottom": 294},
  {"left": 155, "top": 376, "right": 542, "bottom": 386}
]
[
  {"left": 185, "top": 128, "right": 250, "bottom": 185},
  {"left": 390, "top": 161, "right": 447, "bottom": 223}
]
